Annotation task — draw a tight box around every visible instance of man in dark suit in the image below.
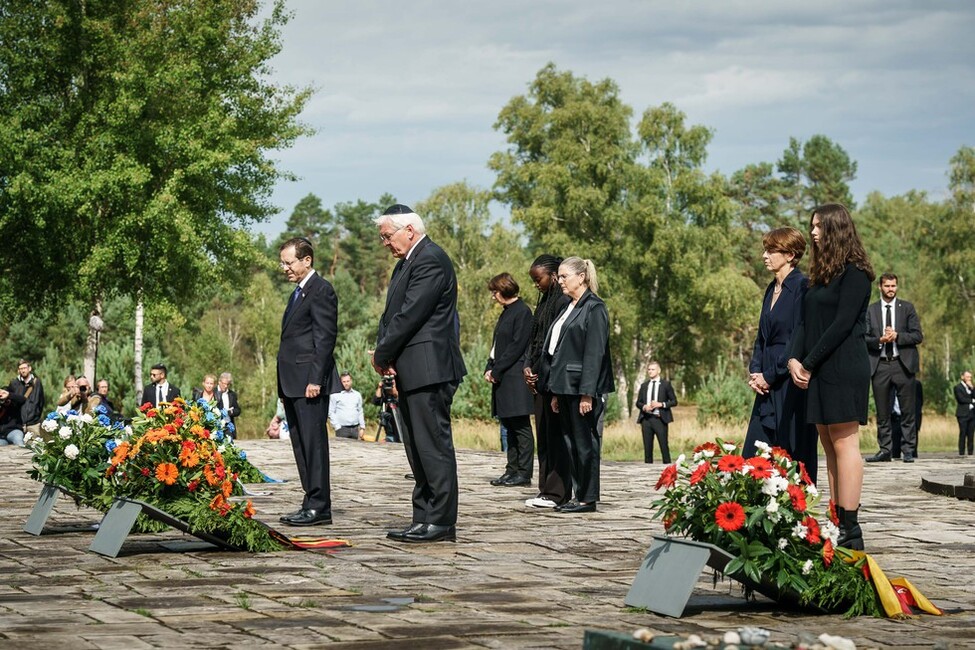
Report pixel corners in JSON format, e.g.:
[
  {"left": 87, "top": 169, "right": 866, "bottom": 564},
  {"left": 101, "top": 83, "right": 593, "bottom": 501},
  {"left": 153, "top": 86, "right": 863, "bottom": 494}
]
[
  {"left": 140, "top": 364, "right": 181, "bottom": 407},
  {"left": 216, "top": 372, "right": 242, "bottom": 438},
  {"left": 635, "top": 361, "right": 678, "bottom": 464},
  {"left": 277, "top": 237, "right": 339, "bottom": 527},
  {"left": 955, "top": 371, "right": 974, "bottom": 456},
  {"left": 372, "top": 204, "right": 467, "bottom": 543},
  {"left": 864, "top": 273, "right": 923, "bottom": 463}
]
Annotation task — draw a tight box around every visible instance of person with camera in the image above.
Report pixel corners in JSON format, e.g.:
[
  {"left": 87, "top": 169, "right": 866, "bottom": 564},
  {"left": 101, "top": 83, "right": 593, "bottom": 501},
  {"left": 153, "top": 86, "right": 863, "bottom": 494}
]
[
  {"left": 0, "top": 363, "right": 30, "bottom": 446},
  {"left": 371, "top": 376, "right": 401, "bottom": 443},
  {"left": 59, "top": 375, "right": 101, "bottom": 416}
]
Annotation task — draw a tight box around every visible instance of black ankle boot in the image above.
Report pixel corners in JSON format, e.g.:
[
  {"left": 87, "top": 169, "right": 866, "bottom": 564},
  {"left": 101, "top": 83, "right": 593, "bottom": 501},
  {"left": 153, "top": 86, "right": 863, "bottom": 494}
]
[{"left": 836, "top": 506, "right": 864, "bottom": 550}]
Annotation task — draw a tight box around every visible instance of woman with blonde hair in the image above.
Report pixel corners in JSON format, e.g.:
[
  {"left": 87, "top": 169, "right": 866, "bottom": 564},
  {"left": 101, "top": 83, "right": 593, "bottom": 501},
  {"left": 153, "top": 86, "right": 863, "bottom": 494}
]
[
  {"left": 538, "top": 257, "right": 614, "bottom": 513},
  {"left": 788, "top": 204, "right": 874, "bottom": 550}
]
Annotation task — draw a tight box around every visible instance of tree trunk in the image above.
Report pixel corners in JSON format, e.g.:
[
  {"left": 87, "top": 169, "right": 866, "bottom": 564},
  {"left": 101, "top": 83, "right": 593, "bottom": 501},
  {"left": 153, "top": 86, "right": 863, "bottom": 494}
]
[{"left": 134, "top": 298, "right": 145, "bottom": 407}]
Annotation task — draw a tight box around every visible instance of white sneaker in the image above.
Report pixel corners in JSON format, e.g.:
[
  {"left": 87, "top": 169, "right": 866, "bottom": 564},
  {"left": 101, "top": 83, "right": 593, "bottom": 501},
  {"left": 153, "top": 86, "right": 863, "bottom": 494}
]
[{"left": 525, "top": 497, "right": 557, "bottom": 508}]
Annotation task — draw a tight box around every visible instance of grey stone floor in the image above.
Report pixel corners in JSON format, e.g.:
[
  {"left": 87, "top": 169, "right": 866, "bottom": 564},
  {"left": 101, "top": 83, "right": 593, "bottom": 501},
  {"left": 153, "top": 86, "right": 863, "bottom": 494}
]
[{"left": 1, "top": 439, "right": 973, "bottom": 649}]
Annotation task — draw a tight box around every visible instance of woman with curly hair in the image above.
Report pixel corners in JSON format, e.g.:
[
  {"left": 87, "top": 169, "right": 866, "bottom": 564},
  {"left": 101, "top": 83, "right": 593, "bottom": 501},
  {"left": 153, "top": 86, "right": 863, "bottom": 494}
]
[
  {"left": 522, "top": 255, "right": 572, "bottom": 508},
  {"left": 788, "top": 203, "right": 874, "bottom": 550}
]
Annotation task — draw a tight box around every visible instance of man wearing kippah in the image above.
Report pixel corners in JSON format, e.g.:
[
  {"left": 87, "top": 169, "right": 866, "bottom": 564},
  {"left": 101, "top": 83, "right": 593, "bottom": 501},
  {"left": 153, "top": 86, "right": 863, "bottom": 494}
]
[{"left": 373, "top": 204, "right": 467, "bottom": 543}]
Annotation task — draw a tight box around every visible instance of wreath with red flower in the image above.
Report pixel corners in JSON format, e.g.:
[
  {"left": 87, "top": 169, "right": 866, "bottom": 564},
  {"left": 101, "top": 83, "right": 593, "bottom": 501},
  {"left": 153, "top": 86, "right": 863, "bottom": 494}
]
[{"left": 651, "top": 438, "right": 882, "bottom": 617}]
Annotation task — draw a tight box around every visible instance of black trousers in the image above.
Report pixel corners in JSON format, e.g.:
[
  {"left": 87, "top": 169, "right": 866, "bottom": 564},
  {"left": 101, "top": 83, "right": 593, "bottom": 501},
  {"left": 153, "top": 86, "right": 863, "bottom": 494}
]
[
  {"left": 872, "top": 360, "right": 917, "bottom": 456},
  {"left": 959, "top": 414, "right": 975, "bottom": 455},
  {"left": 283, "top": 394, "right": 331, "bottom": 513},
  {"left": 534, "top": 392, "right": 571, "bottom": 505},
  {"left": 398, "top": 381, "right": 459, "bottom": 526},
  {"left": 640, "top": 416, "right": 671, "bottom": 464},
  {"left": 556, "top": 394, "right": 602, "bottom": 503},
  {"left": 501, "top": 414, "right": 534, "bottom": 479}
]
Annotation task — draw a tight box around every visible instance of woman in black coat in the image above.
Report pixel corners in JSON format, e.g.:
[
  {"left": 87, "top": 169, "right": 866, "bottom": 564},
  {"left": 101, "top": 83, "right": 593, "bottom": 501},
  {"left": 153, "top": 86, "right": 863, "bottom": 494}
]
[
  {"left": 540, "top": 257, "right": 614, "bottom": 513},
  {"left": 523, "top": 255, "right": 572, "bottom": 509},
  {"left": 743, "top": 227, "right": 818, "bottom": 483},
  {"left": 789, "top": 203, "right": 874, "bottom": 550},
  {"left": 485, "top": 272, "right": 536, "bottom": 487}
]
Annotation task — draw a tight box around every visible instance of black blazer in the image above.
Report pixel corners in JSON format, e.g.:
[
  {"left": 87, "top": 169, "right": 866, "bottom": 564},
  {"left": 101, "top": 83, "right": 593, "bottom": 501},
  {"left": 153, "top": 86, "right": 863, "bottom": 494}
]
[
  {"left": 140, "top": 383, "right": 181, "bottom": 407},
  {"left": 956, "top": 382, "right": 974, "bottom": 419},
  {"left": 485, "top": 298, "right": 534, "bottom": 419},
  {"left": 216, "top": 389, "right": 242, "bottom": 425},
  {"left": 865, "top": 298, "right": 923, "bottom": 376},
  {"left": 540, "top": 289, "right": 614, "bottom": 397},
  {"left": 635, "top": 378, "right": 677, "bottom": 424},
  {"left": 276, "top": 271, "right": 340, "bottom": 399},
  {"left": 374, "top": 237, "right": 467, "bottom": 393}
]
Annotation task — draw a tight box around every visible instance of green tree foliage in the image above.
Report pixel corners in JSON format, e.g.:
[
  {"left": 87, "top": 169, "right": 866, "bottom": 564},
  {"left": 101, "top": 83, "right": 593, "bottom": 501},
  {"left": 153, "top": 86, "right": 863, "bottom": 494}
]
[
  {"left": 0, "top": 0, "right": 310, "bottom": 316},
  {"left": 777, "top": 135, "right": 858, "bottom": 225}
]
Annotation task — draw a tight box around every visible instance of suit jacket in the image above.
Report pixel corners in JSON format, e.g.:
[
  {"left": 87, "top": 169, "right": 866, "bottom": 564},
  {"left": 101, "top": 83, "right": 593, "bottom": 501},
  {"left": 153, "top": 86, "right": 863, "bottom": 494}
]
[
  {"left": 635, "top": 378, "right": 677, "bottom": 424},
  {"left": 485, "top": 298, "right": 534, "bottom": 419},
  {"left": 539, "top": 289, "right": 614, "bottom": 397},
  {"left": 374, "top": 237, "right": 467, "bottom": 393},
  {"left": 216, "top": 389, "right": 242, "bottom": 426},
  {"left": 277, "top": 271, "right": 340, "bottom": 399},
  {"left": 865, "top": 298, "right": 923, "bottom": 376},
  {"left": 140, "top": 383, "right": 181, "bottom": 407},
  {"left": 956, "top": 382, "right": 975, "bottom": 419}
]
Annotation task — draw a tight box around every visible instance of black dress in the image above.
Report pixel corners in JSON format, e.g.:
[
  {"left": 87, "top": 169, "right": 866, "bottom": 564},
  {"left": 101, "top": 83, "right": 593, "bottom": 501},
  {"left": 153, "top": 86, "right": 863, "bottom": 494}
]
[
  {"left": 790, "top": 263, "right": 872, "bottom": 425},
  {"left": 744, "top": 268, "right": 818, "bottom": 481}
]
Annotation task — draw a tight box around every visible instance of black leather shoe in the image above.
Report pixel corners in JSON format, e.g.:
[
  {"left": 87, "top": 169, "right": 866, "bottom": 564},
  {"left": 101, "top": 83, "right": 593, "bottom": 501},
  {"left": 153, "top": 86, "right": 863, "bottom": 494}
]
[
  {"left": 279, "top": 508, "right": 305, "bottom": 523},
  {"left": 557, "top": 501, "right": 596, "bottom": 513},
  {"left": 501, "top": 474, "right": 532, "bottom": 487},
  {"left": 902, "top": 452, "right": 915, "bottom": 463},
  {"left": 490, "top": 473, "right": 513, "bottom": 486},
  {"left": 287, "top": 509, "right": 332, "bottom": 526},
  {"left": 865, "top": 451, "right": 891, "bottom": 463},
  {"left": 402, "top": 524, "right": 456, "bottom": 543},
  {"left": 387, "top": 523, "right": 427, "bottom": 540}
]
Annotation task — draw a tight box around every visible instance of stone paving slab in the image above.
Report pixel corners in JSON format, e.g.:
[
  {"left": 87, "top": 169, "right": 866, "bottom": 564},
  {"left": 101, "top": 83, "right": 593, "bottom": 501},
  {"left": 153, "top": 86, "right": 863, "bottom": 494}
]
[{"left": 1, "top": 440, "right": 974, "bottom": 649}]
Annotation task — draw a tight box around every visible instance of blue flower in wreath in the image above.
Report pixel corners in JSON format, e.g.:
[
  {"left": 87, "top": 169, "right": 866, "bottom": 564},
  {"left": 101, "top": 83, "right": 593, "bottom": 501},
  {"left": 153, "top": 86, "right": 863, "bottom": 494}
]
[
  {"left": 45, "top": 411, "right": 58, "bottom": 421},
  {"left": 105, "top": 439, "right": 118, "bottom": 452},
  {"left": 196, "top": 398, "right": 210, "bottom": 408},
  {"left": 238, "top": 450, "right": 247, "bottom": 460},
  {"left": 227, "top": 422, "right": 236, "bottom": 434},
  {"left": 95, "top": 404, "right": 108, "bottom": 416},
  {"left": 213, "top": 429, "right": 225, "bottom": 442},
  {"left": 66, "top": 409, "right": 79, "bottom": 416},
  {"left": 112, "top": 420, "right": 126, "bottom": 431},
  {"left": 97, "top": 414, "right": 111, "bottom": 427}
]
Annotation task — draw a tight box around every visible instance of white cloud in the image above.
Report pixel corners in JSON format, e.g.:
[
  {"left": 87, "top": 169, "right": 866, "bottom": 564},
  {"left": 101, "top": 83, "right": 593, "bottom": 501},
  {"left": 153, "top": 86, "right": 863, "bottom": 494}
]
[{"left": 254, "top": 0, "right": 975, "bottom": 235}]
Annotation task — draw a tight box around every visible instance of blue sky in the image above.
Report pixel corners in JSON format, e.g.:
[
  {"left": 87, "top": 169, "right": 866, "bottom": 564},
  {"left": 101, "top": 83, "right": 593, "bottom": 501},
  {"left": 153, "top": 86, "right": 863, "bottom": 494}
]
[{"left": 256, "top": 0, "right": 975, "bottom": 237}]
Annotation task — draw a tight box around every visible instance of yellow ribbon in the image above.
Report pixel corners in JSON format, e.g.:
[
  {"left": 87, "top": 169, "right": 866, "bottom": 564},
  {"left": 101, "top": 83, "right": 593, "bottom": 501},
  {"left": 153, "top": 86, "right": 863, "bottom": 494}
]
[{"left": 845, "top": 551, "right": 942, "bottom": 618}]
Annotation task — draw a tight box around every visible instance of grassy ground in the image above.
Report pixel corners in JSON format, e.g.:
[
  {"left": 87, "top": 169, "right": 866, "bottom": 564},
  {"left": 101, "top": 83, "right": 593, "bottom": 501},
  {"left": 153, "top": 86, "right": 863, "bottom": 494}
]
[
  {"left": 236, "top": 405, "right": 962, "bottom": 461},
  {"left": 451, "top": 405, "right": 963, "bottom": 461}
]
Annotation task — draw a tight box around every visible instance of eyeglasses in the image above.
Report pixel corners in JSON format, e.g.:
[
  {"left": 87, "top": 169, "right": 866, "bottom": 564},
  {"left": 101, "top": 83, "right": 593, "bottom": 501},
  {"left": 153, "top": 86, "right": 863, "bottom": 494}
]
[
  {"left": 279, "top": 258, "right": 305, "bottom": 270},
  {"left": 557, "top": 272, "right": 581, "bottom": 281},
  {"left": 379, "top": 226, "right": 404, "bottom": 243}
]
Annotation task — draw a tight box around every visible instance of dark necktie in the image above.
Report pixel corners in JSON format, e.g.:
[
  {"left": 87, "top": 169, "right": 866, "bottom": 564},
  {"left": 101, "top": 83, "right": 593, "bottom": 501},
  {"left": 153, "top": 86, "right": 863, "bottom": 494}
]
[
  {"left": 884, "top": 304, "right": 893, "bottom": 360},
  {"left": 157, "top": 385, "right": 163, "bottom": 406},
  {"left": 282, "top": 286, "right": 301, "bottom": 327}
]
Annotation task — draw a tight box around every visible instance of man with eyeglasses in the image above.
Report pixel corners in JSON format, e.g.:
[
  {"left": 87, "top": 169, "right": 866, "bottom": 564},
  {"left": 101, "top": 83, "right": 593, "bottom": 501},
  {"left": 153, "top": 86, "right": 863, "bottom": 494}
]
[
  {"left": 277, "top": 236, "right": 339, "bottom": 527},
  {"left": 373, "top": 204, "right": 467, "bottom": 543}
]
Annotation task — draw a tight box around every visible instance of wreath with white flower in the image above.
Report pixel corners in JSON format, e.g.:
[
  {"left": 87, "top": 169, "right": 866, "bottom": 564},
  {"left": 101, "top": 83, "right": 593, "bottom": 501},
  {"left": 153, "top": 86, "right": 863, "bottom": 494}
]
[{"left": 651, "top": 439, "right": 882, "bottom": 616}]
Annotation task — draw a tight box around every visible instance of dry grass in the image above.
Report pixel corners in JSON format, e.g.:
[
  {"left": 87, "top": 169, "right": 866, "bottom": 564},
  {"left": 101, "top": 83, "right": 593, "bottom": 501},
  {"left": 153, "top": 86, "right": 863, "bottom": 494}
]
[{"left": 450, "top": 405, "right": 963, "bottom": 461}]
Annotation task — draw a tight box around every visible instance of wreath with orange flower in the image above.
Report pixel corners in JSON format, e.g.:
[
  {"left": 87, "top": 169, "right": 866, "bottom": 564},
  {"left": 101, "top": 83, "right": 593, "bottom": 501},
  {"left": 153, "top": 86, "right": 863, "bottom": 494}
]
[{"left": 104, "top": 397, "right": 282, "bottom": 552}]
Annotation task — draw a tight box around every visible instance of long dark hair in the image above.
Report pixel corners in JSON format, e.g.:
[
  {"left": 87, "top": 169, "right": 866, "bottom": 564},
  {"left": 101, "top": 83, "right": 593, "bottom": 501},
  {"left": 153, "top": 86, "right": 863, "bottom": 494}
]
[
  {"left": 807, "top": 203, "right": 874, "bottom": 286},
  {"left": 527, "top": 254, "right": 563, "bottom": 365}
]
